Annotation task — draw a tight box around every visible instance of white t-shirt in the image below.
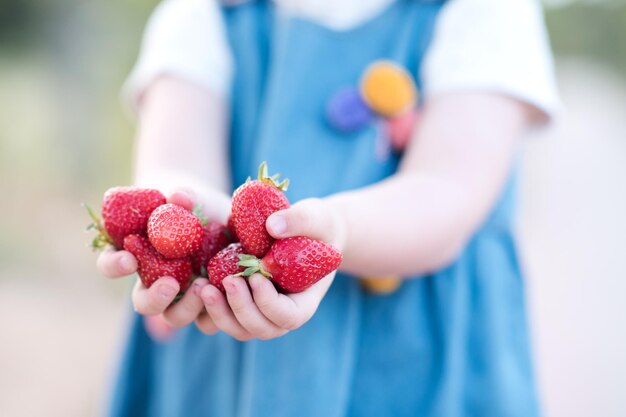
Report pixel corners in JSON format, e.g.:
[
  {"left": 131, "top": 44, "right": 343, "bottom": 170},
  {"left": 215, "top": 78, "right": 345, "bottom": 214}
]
[{"left": 125, "top": 0, "right": 559, "bottom": 120}]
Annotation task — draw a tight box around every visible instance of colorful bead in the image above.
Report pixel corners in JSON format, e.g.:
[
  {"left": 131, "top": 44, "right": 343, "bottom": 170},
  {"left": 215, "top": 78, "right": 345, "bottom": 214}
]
[
  {"left": 326, "top": 87, "right": 374, "bottom": 132},
  {"left": 360, "top": 61, "right": 417, "bottom": 117},
  {"left": 386, "top": 108, "right": 419, "bottom": 152},
  {"left": 361, "top": 276, "right": 402, "bottom": 294}
]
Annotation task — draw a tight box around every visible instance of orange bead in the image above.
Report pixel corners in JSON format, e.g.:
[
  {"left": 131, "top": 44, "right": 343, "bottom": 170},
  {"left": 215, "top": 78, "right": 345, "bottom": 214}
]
[
  {"left": 360, "top": 61, "right": 417, "bottom": 117},
  {"left": 361, "top": 276, "right": 402, "bottom": 294}
]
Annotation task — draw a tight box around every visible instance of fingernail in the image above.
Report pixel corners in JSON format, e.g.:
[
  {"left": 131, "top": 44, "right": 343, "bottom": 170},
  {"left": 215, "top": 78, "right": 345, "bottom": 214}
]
[
  {"left": 249, "top": 275, "right": 261, "bottom": 291},
  {"left": 224, "top": 279, "right": 237, "bottom": 294},
  {"left": 200, "top": 286, "right": 216, "bottom": 305},
  {"left": 193, "top": 279, "right": 209, "bottom": 295},
  {"left": 203, "top": 294, "right": 216, "bottom": 306},
  {"left": 120, "top": 255, "right": 134, "bottom": 272},
  {"left": 159, "top": 285, "right": 177, "bottom": 299},
  {"left": 267, "top": 215, "right": 287, "bottom": 235}
]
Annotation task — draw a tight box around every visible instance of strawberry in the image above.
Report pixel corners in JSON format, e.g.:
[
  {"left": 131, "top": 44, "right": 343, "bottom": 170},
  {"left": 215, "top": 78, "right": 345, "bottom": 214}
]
[
  {"left": 231, "top": 161, "right": 290, "bottom": 257},
  {"left": 86, "top": 187, "right": 166, "bottom": 249},
  {"left": 237, "top": 237, "right": 342, "bottom": 293},
  {"left": 147, "top": 203, "right": 203, "bottom": 259},
  {"left": 226, "top": 215, "right": 238, "bottom": 242},
  {"left": 190, "top": 222, "right": 233, "bottom": 276},
  {"left": 207, "top": 243, "right": 245, "bottom": 293},
  {"left": 123, "top": 234, "right": 193, "bottom": 290}
]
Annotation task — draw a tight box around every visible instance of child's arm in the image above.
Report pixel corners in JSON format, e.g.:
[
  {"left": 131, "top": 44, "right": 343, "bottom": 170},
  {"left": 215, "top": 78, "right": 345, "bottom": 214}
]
[
  {"left": 132, "top": 76, "right": 232, "bottom": 207},
  {"left": 200, "top": 92, "right": 534, "bottom": 341},
  {"left": 268, "top": 92, "right": 534, "bottom": 276},
  {"left": 97, "top": 76, "right": 232, "bottom": 329}
]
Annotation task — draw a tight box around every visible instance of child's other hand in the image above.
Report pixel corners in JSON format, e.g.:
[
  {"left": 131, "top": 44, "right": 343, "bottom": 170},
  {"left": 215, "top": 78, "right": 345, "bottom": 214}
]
[
  {"left": 132, "top": 276, "right": 209, "bottom": 330},
  {"left": 97, "top": 242, "right": 205, "bottom": 338},
  {"left": 97, "top": 245, "right": 138, "bottom": 278},
  {"left": 96, "top": 188, "right": 230, "bottom": 336},
  {"left": 195, "top": 198, "right": 345, "bottom": 340}
]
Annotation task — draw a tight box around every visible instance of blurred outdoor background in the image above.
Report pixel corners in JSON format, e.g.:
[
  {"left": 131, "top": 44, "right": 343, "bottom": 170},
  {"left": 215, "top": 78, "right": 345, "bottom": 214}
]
[{"left": 0, "top": 0, "right": 625, "bottom": 416}]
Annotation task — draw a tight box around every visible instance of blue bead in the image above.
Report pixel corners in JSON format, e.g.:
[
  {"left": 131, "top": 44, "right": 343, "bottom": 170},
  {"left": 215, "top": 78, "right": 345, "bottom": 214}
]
[{"left": 326, "top": 87, "right": 374, "bottom": 133}]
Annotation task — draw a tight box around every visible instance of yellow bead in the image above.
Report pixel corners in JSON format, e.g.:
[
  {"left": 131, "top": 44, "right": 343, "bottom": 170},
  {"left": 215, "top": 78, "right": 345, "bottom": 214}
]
[
  {"left": 360, "top": 61, "right": 417, "bottom": 117},
  {"left": 361, "top": 276, "right": 402, "bottom": 294}
]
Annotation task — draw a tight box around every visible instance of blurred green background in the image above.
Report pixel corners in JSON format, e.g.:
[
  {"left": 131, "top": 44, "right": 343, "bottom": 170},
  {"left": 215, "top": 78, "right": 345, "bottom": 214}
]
[{"left": 0, "top": 1, "right": 625, "bottom": 416}]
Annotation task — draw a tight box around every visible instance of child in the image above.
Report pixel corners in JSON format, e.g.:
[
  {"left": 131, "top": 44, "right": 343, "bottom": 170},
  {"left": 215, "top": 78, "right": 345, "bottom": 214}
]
[{"left": 100, "top": 0, "right": 558, "bottom": 415}]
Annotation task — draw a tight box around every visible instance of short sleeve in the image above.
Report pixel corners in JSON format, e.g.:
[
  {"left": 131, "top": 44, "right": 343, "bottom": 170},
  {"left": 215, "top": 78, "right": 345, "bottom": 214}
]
[
  {"left": 422, "top": 0, "right": 559, "bottom": 123},
  {"left": 123, "top": 0, "right": 233, "bottom": 111}
]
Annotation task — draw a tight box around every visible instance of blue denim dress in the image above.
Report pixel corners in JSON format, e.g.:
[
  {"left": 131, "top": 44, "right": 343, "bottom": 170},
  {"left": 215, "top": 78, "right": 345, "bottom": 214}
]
[{"left": 108, "top": 1, "right": 540, "bottom": 416}]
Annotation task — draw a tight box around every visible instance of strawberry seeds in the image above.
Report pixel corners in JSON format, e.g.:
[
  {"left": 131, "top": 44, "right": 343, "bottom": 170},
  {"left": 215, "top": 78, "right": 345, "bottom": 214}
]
[{"left": 86, "top": 162, "right": 342, "bottom": 297}]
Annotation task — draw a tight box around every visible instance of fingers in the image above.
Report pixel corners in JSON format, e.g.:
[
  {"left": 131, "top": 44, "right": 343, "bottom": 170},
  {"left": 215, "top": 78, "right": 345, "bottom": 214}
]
[
  {"left": 200, "top": 284, "right": 254, "bottom": 341},
  {"left": 166, "top": 188, "right": 231, "bottom": 224},
  {"left": 196, "top": 273, "right": 333, "bottom": 339},
  {"left": 132, "top": 277, "right": 180, "bottom": 316},
  {"left": 195, "top": 312, "right": 218, "bottom": 335},
  {"left": 222, "top": 276, "right": 286, "bottom": 340},
  {"left": 248, "top": 274, "right": 301, "bottom": 330},
  {"left": 143, "top": 315, "right": 175, "bottom": 342},
  {"left": 162, "top": 278, "right": 209, "bottom": 328},
  {"left": 97, "top": 246, "right": 137, "bottom": 278},
  {"left": 249, "top": 272, "right": 335, "bottom": 330},
  {"left": 167, "top": 189, "right": 195, "bottom": 211},
  {"left": 199, "top": 277, "right": 287, "bottom": 340},
  {"left": 288, "top": 272, "right": 335, "bottom": 308},
  {"left": 265, "top": 198, "right": 345, "bottom": 247}
]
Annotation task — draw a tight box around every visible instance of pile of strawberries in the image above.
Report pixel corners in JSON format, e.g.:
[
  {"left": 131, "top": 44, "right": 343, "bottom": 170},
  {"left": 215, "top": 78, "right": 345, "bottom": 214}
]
[{"left": 86, "top": 162, "right": 342, "bottom": 296}]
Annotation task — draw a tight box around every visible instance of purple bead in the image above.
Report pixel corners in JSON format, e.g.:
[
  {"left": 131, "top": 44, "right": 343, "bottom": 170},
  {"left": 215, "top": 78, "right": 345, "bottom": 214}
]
[{"left": 326, "top": 87, "right": 374, "bottom": 133}]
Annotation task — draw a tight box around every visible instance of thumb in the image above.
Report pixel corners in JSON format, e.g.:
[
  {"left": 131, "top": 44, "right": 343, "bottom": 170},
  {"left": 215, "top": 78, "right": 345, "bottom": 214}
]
[{"left": 266, "top": 198, "right": 345, "bottom": 247}]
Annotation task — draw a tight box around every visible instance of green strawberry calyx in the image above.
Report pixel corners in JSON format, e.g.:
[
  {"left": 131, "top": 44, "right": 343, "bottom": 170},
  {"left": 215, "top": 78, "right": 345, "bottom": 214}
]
[
  {"left": 192, "top": 204, "right": 209, "bottom": 226},
  {"left": 251, "top": 161, "right": 289, "bottom": 191},
  {"left": 235, "top": 254, "right": 272, "bottom": 278},
  {"left": 83, "top": 203, "right": 113, "bottom": 250}
]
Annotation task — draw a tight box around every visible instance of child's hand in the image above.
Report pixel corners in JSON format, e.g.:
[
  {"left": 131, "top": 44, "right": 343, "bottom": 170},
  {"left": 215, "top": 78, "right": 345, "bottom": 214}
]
[
  {"left": 195, "top": 272, "right": 334, "bottom": 340},
  {"left": 97, "top": 188, "right": 230, "bottom": 333},
  {"left": 195, "top": 198, "right": 346, "bottom": 340}
]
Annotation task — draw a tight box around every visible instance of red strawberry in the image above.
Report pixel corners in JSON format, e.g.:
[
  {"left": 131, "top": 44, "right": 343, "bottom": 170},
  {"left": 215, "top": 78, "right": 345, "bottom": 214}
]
[
  {"left": 237, "top": 237, "right": 342, "bottom": 293},
  {"left": 86, "top": 187, "right": 166, "bottom": 249},
  {"left": 231, "top": 162, "right": 290, "bottom": 257},
  {"left": 123, "top": 234, "right": 193, "bottom": 289},
  {"left": 207, "top": 243, "right": 245, "bottom": 293},
  {"left": 226, "top": 215, "right": 238, "bottom": 242},
  {"left": 147, "top": 203, "right": 203, "bottom": 258},
  {"left": 190, "top": 222, "right": 233, "bottom": 276}
]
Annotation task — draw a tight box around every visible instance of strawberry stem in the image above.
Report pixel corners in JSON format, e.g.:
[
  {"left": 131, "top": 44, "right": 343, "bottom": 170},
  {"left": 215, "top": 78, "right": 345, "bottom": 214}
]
[
  {"left": 258, "top": 161, "right": 268, "bottom": 181},
  {"left": 235, "top": 254, "right": 272, "bottom": 278},
  {"left": 257, "top": 161, "right": 289, "bottom": 191},
  {"left": 192, "top": 204, "right": 208, "bottom": 226},
  {"left": 83, "top": 203, "right": 113, "bottom": 250}
]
